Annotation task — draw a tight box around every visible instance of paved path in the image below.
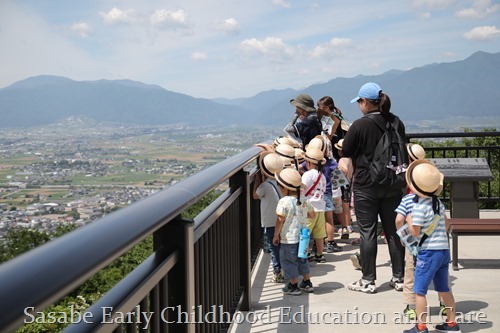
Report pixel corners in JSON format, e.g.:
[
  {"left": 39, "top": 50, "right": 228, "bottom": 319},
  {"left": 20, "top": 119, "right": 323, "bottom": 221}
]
[{"left": 230, "top": 211, "right": 500, "bottom": 333}]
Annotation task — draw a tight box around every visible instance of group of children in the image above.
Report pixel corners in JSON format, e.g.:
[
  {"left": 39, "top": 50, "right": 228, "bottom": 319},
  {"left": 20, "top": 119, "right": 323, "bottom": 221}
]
[{"left": 253, "top": 92, "right": 461, "bottom": 333}]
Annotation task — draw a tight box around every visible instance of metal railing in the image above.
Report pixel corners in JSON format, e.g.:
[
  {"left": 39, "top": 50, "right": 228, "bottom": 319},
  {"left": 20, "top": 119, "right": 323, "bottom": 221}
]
[
  {"left": 0, "top": 145, "right": 263, "bottom": 333},
  {"left": 0, "top": 131, "right": 497, "bottom": 333},
  {"left": 406, "top": 131, "right": 499, "bottom": 206}
]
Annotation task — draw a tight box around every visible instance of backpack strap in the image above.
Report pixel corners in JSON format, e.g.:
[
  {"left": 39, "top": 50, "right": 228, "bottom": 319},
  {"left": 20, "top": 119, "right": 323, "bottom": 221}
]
[
  {"left": 304, "top": 172, "right": 322, "bottom": 197},
  {"left": 267, "top": 180, "right": 282, "bottom": 200},
  {"left": 418, "top": 196, "right": 441, "bottom": 247}
]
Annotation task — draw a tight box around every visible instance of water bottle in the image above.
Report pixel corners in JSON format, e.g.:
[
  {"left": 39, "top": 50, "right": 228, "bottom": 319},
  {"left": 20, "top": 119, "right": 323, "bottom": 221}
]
[{"left": 298, "top": 228, "right": 310, "bottom": 259}]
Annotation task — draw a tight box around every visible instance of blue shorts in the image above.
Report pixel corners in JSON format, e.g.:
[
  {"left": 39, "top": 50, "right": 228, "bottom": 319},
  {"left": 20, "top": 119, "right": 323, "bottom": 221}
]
[
  {"left": 413, "top": 249, "right": 450, "bottom": 295},
  {"left": 280, "top": 243, "right": 310, "bottom": 280},
  {"left": 324, "top": 194, "right": 334, "bottom": 212}
]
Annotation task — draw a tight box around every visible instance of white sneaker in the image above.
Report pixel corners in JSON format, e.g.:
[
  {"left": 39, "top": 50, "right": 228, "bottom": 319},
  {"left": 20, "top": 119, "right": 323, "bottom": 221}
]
[
  {"left": 389, "top": 277, "right": 404, "bottom": 291},
  {"left": 348, "top": 279, "right": 377, "bottom": 294}
]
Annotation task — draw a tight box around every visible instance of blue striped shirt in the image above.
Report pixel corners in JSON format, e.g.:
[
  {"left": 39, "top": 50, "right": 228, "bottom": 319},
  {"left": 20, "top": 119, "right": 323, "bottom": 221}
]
[
  {"left": 411, "top": 197, "right": 449, "bottom": 250},
  {"left": 395, "top": 193, "right": 416, "bottom": 218}
]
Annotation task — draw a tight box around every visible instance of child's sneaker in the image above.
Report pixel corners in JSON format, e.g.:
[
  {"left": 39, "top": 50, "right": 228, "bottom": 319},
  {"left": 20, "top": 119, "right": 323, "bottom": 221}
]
[
  {"left": 435, "top": 322, "right": 461, "bottom": 332},
  {"left": 314, "top": 254, "right": 326, "bottom": 263},
  {"left": 403, "top": 324, "right": 429, "bottom": 333},
  {"left": 439, "top": 302, "right": 447, "bottom": 316},
  {"left": 389, "top": 277, "right": 404, "bottom": 291},
  {"left": 350, "top": 253, "right": 362, "bottom": 270},
  {"left": 299, "top": 279, "right": 314, "bottom": 292},
  {"left": 348, "top": 279, "right": 377, "bottom": 294},
  {"left": 282, "top": 282, "right": 301, "bottom": 295},
  {"left": 347, "top": 225, "right": 354, "bottom": 233},
  {"left": 403, "top": 305, "right": 417, "bottom": 320},
  {"left": 326, "top": 240, "right": 342, "bottom": 253},
  {"left": 270, "top": 271, "right": 283, "bottom": 283},
  {"left": 341, "top": 227, "right": 350, "bottom": 239}
]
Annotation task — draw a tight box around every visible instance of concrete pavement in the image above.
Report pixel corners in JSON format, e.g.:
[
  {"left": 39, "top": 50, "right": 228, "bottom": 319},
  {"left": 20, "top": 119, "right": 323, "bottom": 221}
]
[{"left": 229, "top": 211, "right": 500, "bottom": 333}]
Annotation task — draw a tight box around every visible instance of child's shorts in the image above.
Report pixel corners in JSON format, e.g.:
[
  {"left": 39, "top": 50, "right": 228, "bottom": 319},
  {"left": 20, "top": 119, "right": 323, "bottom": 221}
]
[
  {"left": 280, "top": 243, "right": 310, "bottom": 280},
  {"left": 413, "top": 249, "right": 450, "bottom": 295},
  {"left": 324, "top": 194, "right": 334, "bottom": 212},
  {"left": 307, "top": 211, "right": 327, "bottom": 239}
]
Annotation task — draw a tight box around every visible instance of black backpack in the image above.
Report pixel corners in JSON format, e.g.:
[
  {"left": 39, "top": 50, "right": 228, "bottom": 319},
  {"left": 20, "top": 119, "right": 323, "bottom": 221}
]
[{"left": 366, "top": 114, "right": 409, "bottom": 188}]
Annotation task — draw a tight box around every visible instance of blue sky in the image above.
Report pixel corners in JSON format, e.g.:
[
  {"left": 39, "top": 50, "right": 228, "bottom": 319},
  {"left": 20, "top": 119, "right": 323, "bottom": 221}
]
[{"left": 1, "top": 0, "right": 499, "bottom": 99}]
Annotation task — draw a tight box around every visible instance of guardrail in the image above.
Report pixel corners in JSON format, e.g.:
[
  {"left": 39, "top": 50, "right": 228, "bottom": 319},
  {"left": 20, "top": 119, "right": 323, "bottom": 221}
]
[{"left": 0, "top": 145, "right": 263, "bottom": 333}]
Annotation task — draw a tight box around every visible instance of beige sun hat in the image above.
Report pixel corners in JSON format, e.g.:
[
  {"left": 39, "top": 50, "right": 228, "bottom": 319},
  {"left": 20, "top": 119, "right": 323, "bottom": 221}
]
[
  {"left": 294, "top": 148, "right": 305, "bottom": 164},
  {"left": 306, "top": 136, "right": 326, "bottom": 154},
  {"left": 406, "top": 160, "right": 444, "bottom": 198},
  {"left": 304, "top": 148, "right": 326, "bottom": 165},
  {"left": 258, "top": 152, "right": 283, "bottom": 179},
  {"left": 407, "top": 143, "right": 426, "bottom": 162},
  {"left": 275, "top": 168, "right": 304, "bottom": 191},
  {"left": 273, "top": 136, "right": 295, "bottom": 148},
  {"left": 280, "top": 156, "right": 293, "bottom": 169},
  {"left": 275, "top": 143, "right": 295, "bottom": 159},
  {"left": 334, "top": 139, "right": 344, "bottom": 151}
]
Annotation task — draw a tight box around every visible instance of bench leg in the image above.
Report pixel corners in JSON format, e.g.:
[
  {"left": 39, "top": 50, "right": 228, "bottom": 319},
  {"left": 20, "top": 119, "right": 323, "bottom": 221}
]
[{"left": 452, "top": 233, "right": 459, "bottom": 271}]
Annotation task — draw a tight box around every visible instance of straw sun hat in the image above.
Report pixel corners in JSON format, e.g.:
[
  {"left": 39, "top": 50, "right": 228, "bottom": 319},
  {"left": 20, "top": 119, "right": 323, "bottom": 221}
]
[
  {"left": 306, "top": 136, "right": 326, "bottom": 154},
  {"left": 275, "top": 144, "right": 295, "bottom": 160},
  {"left": 304, "top": 148, "right": 326, "bottom": 165},
  {"left": 275, "top": 168, "right": 303, "bottom": 191},
  {"left": 258, "top": 152, "right": 283, "bottom": 179},
  {"left": 405, "top": 160, "right": 444, "bottom": 198},
  {"left": 334, "top": 139, "right": 344, "bottom": 151},
  {"left": 407, "top": 143, "right": 426, "bottom": 162}
]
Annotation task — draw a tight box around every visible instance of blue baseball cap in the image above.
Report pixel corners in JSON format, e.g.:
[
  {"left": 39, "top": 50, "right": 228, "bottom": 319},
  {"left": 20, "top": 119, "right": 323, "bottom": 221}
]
[{"left": 350, "top": 82, "right": 382, "bottom": 103}]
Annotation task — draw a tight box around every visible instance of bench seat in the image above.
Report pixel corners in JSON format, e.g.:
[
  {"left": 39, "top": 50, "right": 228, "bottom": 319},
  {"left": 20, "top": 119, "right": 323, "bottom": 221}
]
[{"left": 449, "top": 218, "right": 500, "bottom": 270}]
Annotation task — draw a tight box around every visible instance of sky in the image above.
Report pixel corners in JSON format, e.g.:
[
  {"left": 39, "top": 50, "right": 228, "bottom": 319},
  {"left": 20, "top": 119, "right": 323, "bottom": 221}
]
[{"left": 1, "top": 0, "right": 500, "bottom": 99}]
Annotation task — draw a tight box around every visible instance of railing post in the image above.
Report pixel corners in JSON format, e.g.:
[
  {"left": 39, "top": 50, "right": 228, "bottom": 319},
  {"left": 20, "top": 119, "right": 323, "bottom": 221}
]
[
  {"left": 230, "top": 170, "right": 252, "bottom": 311},
  {"left": 153, "top": 216, "right": 195, "bottom": 333}
]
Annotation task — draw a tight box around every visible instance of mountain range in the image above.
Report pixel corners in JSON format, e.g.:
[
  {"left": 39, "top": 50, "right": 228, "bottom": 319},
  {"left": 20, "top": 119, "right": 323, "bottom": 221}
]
[{"left": 0, "top": 51, "right": 499, "bottom": 128}]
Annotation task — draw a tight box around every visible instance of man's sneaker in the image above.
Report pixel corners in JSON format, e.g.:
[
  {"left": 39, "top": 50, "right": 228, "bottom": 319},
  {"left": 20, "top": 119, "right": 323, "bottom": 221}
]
[
  {"left": 350, "top": 253, "right": 362, "bottom": 270},
  {"left": 314, "top": 254, "right": 326, "bottom": 263},
  {"left": 435, "top": 322, "right": 461, "bottom": 332},
  {"left": 403, "top": 305, "right": 417, "bottom": 320},
  {"left": 439, "top": 302, "right": 447, "bottom": 316},
  {"left": 270, "top": 271, "right": 284, "bottom": 283},
  {"left": 389, "top": 277, "right": 404, "bottom": 291},
  {"left": 299, "top": 279, "right": 314, "bottom": 292},
  {"left": 403, "top": 324, "right": 429, "bottom": 333},
  {"left": 348, "top": 279, "right": 377, "bottom": 294},
  {"left": 282, "top": 282, "right": 301, "bottom": 295}
]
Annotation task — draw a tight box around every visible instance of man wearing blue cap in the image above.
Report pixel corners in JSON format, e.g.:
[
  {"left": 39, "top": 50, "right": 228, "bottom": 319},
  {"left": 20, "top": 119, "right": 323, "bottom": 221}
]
[{"left": 342, "top": 82, "right": 407, "bottom": 294}]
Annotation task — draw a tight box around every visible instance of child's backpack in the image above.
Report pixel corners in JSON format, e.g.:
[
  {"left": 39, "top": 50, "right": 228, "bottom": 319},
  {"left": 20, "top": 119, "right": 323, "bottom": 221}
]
[{"left": 366, "top": 114, "right": 409, "bottom": 188}]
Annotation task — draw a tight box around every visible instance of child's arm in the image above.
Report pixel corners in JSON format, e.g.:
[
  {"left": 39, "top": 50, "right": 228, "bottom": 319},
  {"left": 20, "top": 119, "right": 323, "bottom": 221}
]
[
  {"left": 252, "top": 171, "right": 262, "bottom": 200},
  {"left": 406, "top": 214, "right": 421, "bottom": 237},
  {"left": 273, "top": 215, "right": 285, "bottom": 245},
  {"left": 444, "top": 214, "right": 450, "bottom": 233},
  {"left": 395, "top": 213, "right": 405, "bottom": 230},
  {"left": 307, "top": 208, "right": 316, "bottom": 219}
]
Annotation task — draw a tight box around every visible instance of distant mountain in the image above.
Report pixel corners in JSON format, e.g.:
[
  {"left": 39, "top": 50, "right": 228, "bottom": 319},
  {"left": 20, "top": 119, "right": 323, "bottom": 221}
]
[
  {"left": 1, "top": 51, "right": 499, "bottom": 128},
  {"left": 0, "top": 75, "right": 250, "bottom": 128}
]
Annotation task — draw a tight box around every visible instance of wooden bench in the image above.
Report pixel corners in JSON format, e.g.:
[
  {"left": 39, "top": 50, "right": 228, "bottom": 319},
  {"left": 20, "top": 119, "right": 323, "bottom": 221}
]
[{"left": 449, "top": 218, "right": 500, "bottom": 270}]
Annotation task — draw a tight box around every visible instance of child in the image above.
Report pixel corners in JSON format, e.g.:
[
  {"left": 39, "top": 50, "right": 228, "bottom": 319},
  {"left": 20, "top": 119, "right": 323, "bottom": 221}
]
[
  {"left": 253, "top": 151, "right": 284, "bottom": 283},
  {"left": 301, "top": 148, "right": 328, "bottom": 262},
  {"left": 403, "top": 160, "right": 461, "bottom": 333},
  {"left": 273, "top": 168, "right": 315, "bottom": 295}
]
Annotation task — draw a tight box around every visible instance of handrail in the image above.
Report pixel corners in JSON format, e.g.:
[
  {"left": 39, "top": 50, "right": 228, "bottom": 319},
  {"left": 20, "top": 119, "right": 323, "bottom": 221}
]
[
  {"left": 407, "top": 131, "right": 498, "bottom": 139},
  {"left": 0, "top": 145, "right": 262, "bottom": 332}
]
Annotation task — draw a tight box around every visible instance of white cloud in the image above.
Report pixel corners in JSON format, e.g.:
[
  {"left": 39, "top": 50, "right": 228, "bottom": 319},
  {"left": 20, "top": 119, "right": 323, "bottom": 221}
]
[
  {"left": 412, "top": 0, "right": 457, "bottom": 10},
  {"left": 70, "top": 22, "right": 93, "bottom": 38},
  {"left": 214, "top": 18, "right": 240, "bottom": 35},
  {"left": 272, "top": 0, "right": 291, "bottom": 8},
  {"left": 239, "top": 37, "right": 295, "bottom": 61},
  {"left": 191, "top": 52, "right": 208, "bottom": 61},
  {"left": 99, "top": 7, "right": 139, "bottom": 24},
  {"left": 150, "top": 9, "right": 190, "bottom": 30},
  {"left": 309, "top": 37, "right": 353, "bottom": 58},
  {"left": 455, "top": 0, "right": 500, "bottom": 19},
  {"left": 418, "top": 12, "right": 432, "bottom": 19},
  {"left": 463, "top": 25, "right": 500, "bottom": 40}
]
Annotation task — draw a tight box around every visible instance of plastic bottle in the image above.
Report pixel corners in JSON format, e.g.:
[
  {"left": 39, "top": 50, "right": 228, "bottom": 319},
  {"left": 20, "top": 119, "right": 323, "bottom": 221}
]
[{"left": 298, "top": 228, "right": 310, "bottom": 259}]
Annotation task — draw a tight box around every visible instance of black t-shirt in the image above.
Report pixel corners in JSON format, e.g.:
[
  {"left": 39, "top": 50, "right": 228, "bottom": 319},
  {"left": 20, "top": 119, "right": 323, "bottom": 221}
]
[{"left": 341, "top": 111, "right": 406, "bottom": 189}]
